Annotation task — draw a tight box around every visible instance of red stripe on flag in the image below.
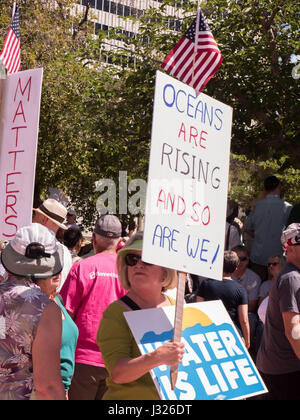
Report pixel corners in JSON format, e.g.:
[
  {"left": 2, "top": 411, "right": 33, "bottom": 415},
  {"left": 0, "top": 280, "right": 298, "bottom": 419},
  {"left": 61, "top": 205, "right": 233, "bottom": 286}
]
[
  {"left": 193, "top": 52, "right": 222, "bottom": 92},
  {"left": 161, "top": 37, "right": 191, "bottom": 72},
  {"left": 172, "top": 45, "right": 195, "bottom": 78},
  {"left": 0, "top": 6, "right": 21, "bottom": 74}
]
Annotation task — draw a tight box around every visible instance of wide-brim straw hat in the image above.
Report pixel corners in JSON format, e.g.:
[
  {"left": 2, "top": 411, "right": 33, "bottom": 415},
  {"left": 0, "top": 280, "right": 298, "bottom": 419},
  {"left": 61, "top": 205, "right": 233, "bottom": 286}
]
[
  {"left": 1, "top": 223, "right": 64, "bottom": 279},
  {"left": 117, "top": 231, "right": 177, "bottom": 290},
  {"left": 34, "top": 198, "right": 68, "bottom": 230}
]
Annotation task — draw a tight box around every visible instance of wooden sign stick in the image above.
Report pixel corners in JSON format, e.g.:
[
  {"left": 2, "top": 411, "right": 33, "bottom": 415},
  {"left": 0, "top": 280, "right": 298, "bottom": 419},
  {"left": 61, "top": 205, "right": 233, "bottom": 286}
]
[{"left": 170, "top": 271, "right": 186, "bottom": 390}]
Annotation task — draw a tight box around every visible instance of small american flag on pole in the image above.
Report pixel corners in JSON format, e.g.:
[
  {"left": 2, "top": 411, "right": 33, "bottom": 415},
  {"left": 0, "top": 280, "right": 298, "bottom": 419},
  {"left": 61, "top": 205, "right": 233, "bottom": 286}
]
[
  {"left": 161, "top": 8, "right": 222, "bottom": 94},
  {"left": 0, "top": 4, "right": 21, "bottom": 74}
]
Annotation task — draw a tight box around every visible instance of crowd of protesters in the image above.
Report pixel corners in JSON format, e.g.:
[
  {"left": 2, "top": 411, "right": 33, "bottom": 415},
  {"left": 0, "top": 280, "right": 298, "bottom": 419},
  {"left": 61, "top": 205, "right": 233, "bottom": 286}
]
[{"left": 0, "top": 175, "right": 300, "bottom": 400}]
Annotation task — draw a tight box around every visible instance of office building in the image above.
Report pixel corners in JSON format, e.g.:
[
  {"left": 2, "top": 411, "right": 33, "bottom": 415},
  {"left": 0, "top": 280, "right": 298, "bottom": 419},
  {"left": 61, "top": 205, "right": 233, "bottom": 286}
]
[{"left": 75, "top": 0, "right": 186, "bottom": 63}]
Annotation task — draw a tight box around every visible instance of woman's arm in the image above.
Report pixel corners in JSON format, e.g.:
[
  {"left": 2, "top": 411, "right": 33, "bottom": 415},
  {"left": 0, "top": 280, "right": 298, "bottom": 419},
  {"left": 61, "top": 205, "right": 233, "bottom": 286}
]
[
  {"left": 238, "top": 304, "right": 250, "bottom": 349},
  {"left": 32, "top": 301, "right": 66, "bottom": 400},
  {"left": 98, "top": 303, "right": 184, "bottom": 385},
  {"left": 111, "top": 341, "right": 184, "bottom": 384}
]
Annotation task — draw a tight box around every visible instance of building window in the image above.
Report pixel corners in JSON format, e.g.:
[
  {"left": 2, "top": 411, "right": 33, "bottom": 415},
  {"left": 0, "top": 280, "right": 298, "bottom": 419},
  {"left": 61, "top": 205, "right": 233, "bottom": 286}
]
[
  {"left": 81, "top": 0, "right": 145, "bottom": 19},
  {"left": 81, "top": 0, "right": 95, "bottom": 7},
  {"left": 117, "top": 3, "right": 124, "bottom": 16},
  {"left": 124, "top": 6, "right": 131, "bottom": 17},
  {"left": 103, "top": 0, "right": 110, "bottom": 12},
  {"left": 110, "top": 1, "right": 116, "bottom": 13}
]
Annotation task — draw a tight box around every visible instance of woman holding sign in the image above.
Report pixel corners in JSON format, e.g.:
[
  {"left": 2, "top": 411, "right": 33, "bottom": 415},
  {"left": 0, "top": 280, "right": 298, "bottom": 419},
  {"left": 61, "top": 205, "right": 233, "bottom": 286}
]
[{"left": 97, "top": 231, "right": 184, "bottom": 400}]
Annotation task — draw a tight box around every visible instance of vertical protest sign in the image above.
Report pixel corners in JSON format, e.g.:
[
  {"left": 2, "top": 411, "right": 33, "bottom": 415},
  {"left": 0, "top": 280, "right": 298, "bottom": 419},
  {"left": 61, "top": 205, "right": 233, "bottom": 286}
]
[
  {"left": 142, "top": 70, "right": 232, "bottom": 280},
  {"left": 124, "top": 301, "right": 267, "bottom": 400},
  {"left": 0, "top": 68, "right": 43, "bottom": 240}
]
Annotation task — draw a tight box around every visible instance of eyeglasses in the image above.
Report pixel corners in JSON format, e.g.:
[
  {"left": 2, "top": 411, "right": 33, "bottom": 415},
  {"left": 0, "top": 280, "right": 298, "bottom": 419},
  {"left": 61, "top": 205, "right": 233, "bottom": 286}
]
[
  {"left": 268, "top": 262, "right": 279, "bottom": 267},
  {"left": 125, "top": 254, "right": 153, "bottom": 267},
  {"left": 238, "top": 256, "right": 248, "bottom": 262}
]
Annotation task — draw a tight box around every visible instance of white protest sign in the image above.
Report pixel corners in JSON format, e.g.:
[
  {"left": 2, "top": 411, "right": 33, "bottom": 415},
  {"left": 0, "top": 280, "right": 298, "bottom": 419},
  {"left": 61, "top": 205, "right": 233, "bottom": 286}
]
[
  {"left": 143, "top": 70, "right": 232, "bottom": 280},
  {"left": 124, "top": 301, "right": 267, "bottom": 400},
  {"left": 0, "top": 68, "right": 43, "bottom": 240}
]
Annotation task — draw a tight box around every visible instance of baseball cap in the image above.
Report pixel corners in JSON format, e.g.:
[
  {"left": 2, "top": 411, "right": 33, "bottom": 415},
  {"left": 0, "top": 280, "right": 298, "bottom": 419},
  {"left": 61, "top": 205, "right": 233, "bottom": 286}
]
[{"left": 94, "top": 215, "right": 122, "bottom": 238}]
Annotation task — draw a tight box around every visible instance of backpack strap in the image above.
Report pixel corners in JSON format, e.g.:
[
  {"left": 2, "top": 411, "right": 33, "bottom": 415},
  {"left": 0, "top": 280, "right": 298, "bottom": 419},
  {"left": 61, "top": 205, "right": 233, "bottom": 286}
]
[{"left": 120, "top": 295, "right": 141, "bottom": 311}]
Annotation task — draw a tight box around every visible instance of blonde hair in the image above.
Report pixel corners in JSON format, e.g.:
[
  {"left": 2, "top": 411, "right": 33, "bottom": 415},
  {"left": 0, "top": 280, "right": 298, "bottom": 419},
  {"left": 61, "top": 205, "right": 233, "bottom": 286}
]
[
  {"left": 268, "top": 254, "right": 286, "bottom": 267},
  {"left": 117, "top": 231, "right": 177, "bottom": 291}
]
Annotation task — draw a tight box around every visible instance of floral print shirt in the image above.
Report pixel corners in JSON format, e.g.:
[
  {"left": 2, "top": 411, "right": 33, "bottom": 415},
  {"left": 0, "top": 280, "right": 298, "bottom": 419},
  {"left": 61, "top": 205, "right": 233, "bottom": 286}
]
[{"left": 0, "top": 276, "right": 50, "bottom": 400}]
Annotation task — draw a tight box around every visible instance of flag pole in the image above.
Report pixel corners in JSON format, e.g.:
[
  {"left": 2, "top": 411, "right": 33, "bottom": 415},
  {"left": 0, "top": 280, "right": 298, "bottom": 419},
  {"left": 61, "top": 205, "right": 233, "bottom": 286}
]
[
  {"left": 0, "top": 1, "right": 14, "bottom": 107},
  {"left": 12, "top": 1, "right": 17, "bottom": 18},
  {"left": 192, "top": 1, "right": 201, "bottom": 91}
]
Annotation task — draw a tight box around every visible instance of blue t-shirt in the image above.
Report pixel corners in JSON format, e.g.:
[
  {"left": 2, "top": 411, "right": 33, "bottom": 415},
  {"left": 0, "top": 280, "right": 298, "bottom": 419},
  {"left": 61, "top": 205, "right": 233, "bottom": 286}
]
[
  {"left": 197, "top": 278, "right": 248, "bottom": 328},
  {"left": 55, "top": 296, "right": 79, "bottom": 391}
]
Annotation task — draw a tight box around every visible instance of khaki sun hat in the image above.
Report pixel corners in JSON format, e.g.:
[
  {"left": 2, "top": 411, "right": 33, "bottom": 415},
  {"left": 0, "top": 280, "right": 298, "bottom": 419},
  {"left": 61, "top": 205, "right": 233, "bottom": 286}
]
[{"left": 34, "top": 198, "right": 68, "bottom": 230}]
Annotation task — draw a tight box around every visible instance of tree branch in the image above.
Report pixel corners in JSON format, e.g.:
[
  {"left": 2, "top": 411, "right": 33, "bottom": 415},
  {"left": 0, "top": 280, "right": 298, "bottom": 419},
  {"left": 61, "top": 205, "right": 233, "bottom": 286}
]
[
  {"left": 73, "top": 0, "right": 91, "bottom": 40},
  {"left": 260, "top": 5, "right": 283, "bottom": 78}
]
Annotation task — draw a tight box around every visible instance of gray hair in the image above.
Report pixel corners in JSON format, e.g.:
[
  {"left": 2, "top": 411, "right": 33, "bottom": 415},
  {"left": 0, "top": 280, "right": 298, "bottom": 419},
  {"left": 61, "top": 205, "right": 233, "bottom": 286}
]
[{"left": 93, "top": 232, "right": 120, "bottom": 250}]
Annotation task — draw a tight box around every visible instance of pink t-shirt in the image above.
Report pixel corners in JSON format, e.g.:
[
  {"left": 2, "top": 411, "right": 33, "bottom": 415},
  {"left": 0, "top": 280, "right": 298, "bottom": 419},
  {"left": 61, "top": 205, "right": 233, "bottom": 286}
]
[{"left": 60, "top": 252, "right": 126, "bottom": 367}]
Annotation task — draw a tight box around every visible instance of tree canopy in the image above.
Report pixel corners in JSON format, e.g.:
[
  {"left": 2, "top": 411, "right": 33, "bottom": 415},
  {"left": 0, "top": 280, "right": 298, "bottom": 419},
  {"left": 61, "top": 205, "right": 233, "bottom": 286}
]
[
  {"left": 0, "top": 0, "right": 299, "bottom": 227},
  {"left": 205, "top": 0, "right": 299, "bottom": 165}
]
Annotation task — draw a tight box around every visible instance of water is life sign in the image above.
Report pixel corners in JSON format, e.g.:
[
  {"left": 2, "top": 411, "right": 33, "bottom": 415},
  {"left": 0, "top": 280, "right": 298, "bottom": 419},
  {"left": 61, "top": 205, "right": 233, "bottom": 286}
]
[{"left": 124, "top": 301, "right": 267, "bottom": 400}]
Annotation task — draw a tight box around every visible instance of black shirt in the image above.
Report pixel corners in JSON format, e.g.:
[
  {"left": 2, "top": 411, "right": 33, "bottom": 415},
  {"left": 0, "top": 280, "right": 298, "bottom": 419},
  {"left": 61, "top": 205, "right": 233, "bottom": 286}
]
[{"left": 197, "top": 278, "right": 248, "bottom": 327}]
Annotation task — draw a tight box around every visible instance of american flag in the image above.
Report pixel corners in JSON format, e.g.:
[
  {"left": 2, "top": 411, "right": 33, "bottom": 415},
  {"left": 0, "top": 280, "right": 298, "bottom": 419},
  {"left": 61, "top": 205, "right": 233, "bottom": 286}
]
[
  {"left": 0, "top": 5, "right": 21, "bottom": 74},
  {"left": 161, "top": 8, "right": 222, "bottom": 94}
]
